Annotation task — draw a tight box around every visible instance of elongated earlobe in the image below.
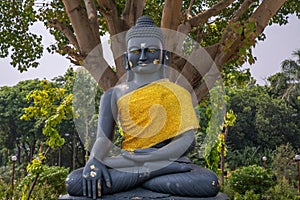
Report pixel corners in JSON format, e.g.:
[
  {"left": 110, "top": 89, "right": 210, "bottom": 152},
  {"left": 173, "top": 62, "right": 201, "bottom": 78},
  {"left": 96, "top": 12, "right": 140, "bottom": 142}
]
[
  {"left": 160, "top": 65, "right": 168, "bottom": 79},
  {"left": 126, "top": 70, "right": 134, "bottom": 82}
]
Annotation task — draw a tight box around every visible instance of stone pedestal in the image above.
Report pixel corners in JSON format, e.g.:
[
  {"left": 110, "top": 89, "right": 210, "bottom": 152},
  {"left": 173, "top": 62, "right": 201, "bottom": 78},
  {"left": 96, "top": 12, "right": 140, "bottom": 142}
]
[{"left": 58, "top": 187, "right": 228, "bottom": 200}]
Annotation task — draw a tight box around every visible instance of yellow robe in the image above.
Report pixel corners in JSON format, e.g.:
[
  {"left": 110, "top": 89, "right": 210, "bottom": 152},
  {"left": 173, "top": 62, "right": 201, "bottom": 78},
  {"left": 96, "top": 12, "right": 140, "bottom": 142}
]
[{"left": 117, "top": 80, "right": 199, "bottom": 151}]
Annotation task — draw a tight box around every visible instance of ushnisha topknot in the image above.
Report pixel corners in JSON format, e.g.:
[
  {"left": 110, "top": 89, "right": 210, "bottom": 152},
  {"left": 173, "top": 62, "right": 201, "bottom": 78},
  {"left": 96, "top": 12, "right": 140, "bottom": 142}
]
[{"left": 125, "top": 16, "right": 165, "bottom": 48}]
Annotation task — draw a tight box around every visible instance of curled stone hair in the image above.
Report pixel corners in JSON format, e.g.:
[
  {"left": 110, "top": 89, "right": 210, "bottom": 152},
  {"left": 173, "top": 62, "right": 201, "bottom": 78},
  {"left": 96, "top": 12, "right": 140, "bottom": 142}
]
[{"left": 125, "top": 16, "right": 165, "bottom": 48}]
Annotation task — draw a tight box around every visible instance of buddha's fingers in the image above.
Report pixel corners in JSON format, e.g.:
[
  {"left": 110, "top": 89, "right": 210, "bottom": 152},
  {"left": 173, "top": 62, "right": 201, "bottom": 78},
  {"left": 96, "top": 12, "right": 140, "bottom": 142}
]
[
  {"left": 97, "top": 180, "right": 102, "bottom": 197},
  {"left": 87, "top": 180, "right": 92, "bottom": 197},
  {"left": 92, "top": 179, "right": 97, "bottom": 199},
  {"left": 82, "top": 179, "right": 87, "bottom": 196}
]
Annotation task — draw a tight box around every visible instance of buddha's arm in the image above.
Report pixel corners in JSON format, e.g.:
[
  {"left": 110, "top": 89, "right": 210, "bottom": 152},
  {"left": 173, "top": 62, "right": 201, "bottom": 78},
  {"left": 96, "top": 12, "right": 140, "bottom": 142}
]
[
  {"left": 89, "top": 89, "right": 116, "bottom": 161},
  {"left": 82, "top": 89, "right": 117, "bottom": 198},
  {"left": 122, "top": 130, "right": 196, "bottom": 163}
]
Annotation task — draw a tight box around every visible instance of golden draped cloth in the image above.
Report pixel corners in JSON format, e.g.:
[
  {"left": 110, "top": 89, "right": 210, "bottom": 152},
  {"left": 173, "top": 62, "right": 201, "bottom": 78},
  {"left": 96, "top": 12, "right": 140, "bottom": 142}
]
[{"left": 117, "top": 80, "right": 199, "bottom": 151}]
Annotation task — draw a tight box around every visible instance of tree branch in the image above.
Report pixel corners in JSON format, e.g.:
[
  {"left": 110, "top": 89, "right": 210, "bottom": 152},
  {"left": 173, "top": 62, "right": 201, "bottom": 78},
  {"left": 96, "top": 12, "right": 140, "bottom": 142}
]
[
  {"left": 171, "top": 55, "right": 187, "bottom": 72},
  {"left": 183, "top": 44, "right": 219, "bottom": 81},
  {"left": 84, "top": 55, "right": 118, "bottom": 90},
  {"left": 231, "top": 0, "right": 254, "bottom": 22},
  {"left": 84, "top": 0, "right": 97, "bottom": 20},
  {"left": 82, "top": 44, "right": 118, "bottom": 90},
  {"left": 122, "top": 0, "right": 132, "bottom": 22},
  {"left": 186, "top": 0, "right": 195, "bottom": 19},
  {"left": 161, "top": 0, "right": 182, "bottom": 30},
  {"left": 251, "top": 0, "right": 287, "bottom": 36},
  {"left": 97, "top": 0, "right": 130, "bottom": 80},
  {"left": 60, "top": 46, "right": 84, "bottom": 66},
  {"left": 63, "top": 0, "right": 100, "bottom": 56},
  {"left": 84, "top": 0, "right": 100, "bottom": 43},
  {"left": 196, "top": 26, "right": 204, "bottom": 43},
  {"left": 172, "top": 43, "right": 220, "bottom": 84},
  {"left": 195, "top": 70, "right": 222, "bottom": 102},
  {"left": 180, "top": 62, "right": 203, "bottom": 88},
  {"left": 48, "top": 19, "right": 80, "bottom": 51},
  {"left": 122, "top": 0, "right": 146, "bottom": 27},
  {"left": 188, "top": 0, "right": 235, "bottom": 27},
  {"left": 216, "top": 0, "right": 287, "bottom": 66},
  {"left": 97, "top": 0, "right": 126, "bottom": 35}
]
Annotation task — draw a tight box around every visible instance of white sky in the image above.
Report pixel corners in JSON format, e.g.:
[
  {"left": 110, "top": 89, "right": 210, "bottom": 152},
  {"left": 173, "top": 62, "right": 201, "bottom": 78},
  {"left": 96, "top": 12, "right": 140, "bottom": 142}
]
[
  {"left": 246, "top": 15, "right": 300, "bottom": 85},
  {"left": 0, "top": 15, "right": 299, "bottom": 87}
]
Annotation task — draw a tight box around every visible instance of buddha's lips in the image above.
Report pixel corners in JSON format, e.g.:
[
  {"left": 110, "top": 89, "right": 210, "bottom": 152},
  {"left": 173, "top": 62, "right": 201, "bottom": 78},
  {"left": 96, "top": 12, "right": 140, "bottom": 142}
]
[{"left": 138, "top": 63, "right": 148, "bottom": 67}]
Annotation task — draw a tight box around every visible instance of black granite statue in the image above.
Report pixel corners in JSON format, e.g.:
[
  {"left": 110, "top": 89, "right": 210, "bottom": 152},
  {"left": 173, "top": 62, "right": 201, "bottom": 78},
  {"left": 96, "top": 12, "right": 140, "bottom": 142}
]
[{"left": 61, "top": 16, "right": 226, "bottom": 200}]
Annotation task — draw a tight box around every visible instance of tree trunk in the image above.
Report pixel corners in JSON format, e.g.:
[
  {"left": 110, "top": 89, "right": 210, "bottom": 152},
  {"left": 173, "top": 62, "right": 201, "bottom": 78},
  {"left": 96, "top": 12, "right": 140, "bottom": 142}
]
[
  {"left": 63, "top": 0, "right": 100, "bottom": 56},
  {"left": 22, "top": 142, "right": 29, "bottom": 164},
  {"left": 161, "top": 0, "right": 182, "bottom": 30},
  {"left": 29, "top": 140, "right": 36, "bottom": 162},
  {"left": 58, "top": 147, "right": 62, "bottom": 166},
  {"left": 17, "top": 144, "right": 21, "bottom": 165},
  {"left": 85, "top": 118, "right": 89, "bottom": 163},
  {"left": 220, "top": 126, "right": 229, "bottom": 185},
  {"left": 72, "top": 133, "right": 76, "bottom": 170}
]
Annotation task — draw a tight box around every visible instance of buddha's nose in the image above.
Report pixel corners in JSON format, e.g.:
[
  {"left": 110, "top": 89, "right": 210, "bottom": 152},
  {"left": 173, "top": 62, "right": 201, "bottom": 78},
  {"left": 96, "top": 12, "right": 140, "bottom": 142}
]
[{"left": 139, "top": 48, "right": 147, "bottom": 62}]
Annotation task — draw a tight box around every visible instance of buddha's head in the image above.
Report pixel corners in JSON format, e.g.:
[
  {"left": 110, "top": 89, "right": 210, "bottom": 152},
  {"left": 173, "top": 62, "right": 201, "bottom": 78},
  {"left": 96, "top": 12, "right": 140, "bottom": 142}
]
[{"left": 125, "top": 16, "right": 168, "bottom": 75}]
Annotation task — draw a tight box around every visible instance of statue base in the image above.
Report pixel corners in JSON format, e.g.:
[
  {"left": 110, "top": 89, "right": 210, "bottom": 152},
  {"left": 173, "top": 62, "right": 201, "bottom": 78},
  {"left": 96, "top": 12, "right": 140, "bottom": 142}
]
[{"left": 58, "top": 187, "right": 228, "bottom": 200}]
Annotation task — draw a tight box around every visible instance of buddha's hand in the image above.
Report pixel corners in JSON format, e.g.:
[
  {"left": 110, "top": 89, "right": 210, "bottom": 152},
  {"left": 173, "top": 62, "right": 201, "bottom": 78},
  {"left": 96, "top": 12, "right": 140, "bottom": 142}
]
[
  {"left": 121, "top": 149, "right": 156, "bottom": 163},
  {"left": 82, "top": 157, "right": 111, "bottom": 199}
]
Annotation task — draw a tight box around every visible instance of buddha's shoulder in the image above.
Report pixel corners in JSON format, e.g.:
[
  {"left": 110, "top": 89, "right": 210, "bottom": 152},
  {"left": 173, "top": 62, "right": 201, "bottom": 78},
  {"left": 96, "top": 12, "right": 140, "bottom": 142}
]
[{"left": 108, "top": 82, "right": 138, "bottom": 101}]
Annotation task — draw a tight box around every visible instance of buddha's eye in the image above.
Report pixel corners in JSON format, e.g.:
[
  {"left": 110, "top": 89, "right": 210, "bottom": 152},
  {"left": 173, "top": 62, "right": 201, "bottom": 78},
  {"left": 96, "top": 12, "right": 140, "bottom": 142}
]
[
  {"left": 148, "top": 49, "right": 158, "bottom": 53},
  {"left": 130, "top": 49, "right": 141, "bottom": 54}
]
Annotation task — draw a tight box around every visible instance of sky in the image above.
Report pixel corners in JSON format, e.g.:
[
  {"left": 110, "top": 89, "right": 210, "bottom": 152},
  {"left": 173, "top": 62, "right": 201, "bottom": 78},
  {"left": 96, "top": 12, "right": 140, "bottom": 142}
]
[
  {"left": 246, "top": 15, "right": 300, "bottom": 85},
  {"left": 0, "top": 15, "right": 299, "bottom": 87}
]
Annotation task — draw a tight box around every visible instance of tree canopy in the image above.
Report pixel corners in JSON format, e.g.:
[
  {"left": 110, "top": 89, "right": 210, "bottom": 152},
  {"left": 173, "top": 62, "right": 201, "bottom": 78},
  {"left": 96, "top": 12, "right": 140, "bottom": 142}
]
[
  {"left": 1, "top": 0, "right": 300, "bottom": 102},
  {"left": 227, "top": 85, "right": 300, "bottom": 150},
  {"left": 0, "top": 79, "right": 44, "bottom": 164}
]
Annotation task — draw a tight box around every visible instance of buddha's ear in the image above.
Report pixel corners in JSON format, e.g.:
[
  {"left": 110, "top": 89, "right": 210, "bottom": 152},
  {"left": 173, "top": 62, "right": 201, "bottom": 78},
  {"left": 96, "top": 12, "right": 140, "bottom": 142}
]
[
  {"left": 124, "top": 52, "right": 130, "bottom": 71},
  {"left": 124, "top": 52, "right": 134, "bottom": 81},
  {"left": 162, "top": 50, "right": 170, "bottom": 66}
]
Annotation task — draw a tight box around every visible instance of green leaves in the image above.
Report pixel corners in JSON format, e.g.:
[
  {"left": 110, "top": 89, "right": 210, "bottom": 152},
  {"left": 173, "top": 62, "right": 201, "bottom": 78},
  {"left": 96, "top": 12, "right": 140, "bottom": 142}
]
[
  {"left": 0, "top": 0, "right": 43, "bottom": 71},
  {"left": 228, "top": 83, "right": 300, "bottom": 151},
  {"left": 19, "top": 165, "right": 69, "bottom": 199},
  {"left": 223, "top": 109, "right": 236, "bottom": 127},
  {"left": 17, "top": 69, "right": 76, "bottom": 200},
  {"left": 205, "top": 133, "right": 226, "bottom": 173},
  {"left": 221, "top": 19, "right": 258, "bottom": 66},
  {"left": 22, "top": 80, "right": 73, "bottom": 148},
  {"left": 26, "top": 153, "right": 46, "bottom": 175},
  {"left": 37, "top": 0, "right": 70, "bottom": 54},
  {"left": 228, "top": 165, "right": 275, "bottom": 195},
  {"left": 0, "top": 79, "right": 43, "bottom": 151}
]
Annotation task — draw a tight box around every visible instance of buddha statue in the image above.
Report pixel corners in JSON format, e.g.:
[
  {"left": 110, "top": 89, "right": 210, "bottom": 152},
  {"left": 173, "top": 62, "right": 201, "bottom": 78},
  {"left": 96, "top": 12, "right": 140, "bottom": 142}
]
[{"left": 62, "top": 16, "right": 223, "bottom": 200}]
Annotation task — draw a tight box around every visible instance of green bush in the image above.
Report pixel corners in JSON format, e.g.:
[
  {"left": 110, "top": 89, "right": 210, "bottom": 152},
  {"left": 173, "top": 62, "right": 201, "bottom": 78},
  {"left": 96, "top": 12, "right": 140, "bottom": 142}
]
[
  {"left": 226, "top": 146, "right": 273, "bottom": 170},
  {"left": 19, "top": 165, "right": 69, "bottom": 200},
  {"left": 0, "top": 178, "right": 22, "bottom": 200},
  {"left": 221, "top": 179, "right": 236, "bottom": 199},
  {"left": 234, "top": 190, "right": 260, "bottom": 200},
  {"left": 263, "top": 178, "right": 298, "bottom": 200},
  {"left": 228, "top": 165, "right": 275, "bottom": 195},
  {"left": 272, "top": 144, "right": 297, "bottom": 183},
  {"left": 0, "top": 178, "right": 10, "bottom": 200}
]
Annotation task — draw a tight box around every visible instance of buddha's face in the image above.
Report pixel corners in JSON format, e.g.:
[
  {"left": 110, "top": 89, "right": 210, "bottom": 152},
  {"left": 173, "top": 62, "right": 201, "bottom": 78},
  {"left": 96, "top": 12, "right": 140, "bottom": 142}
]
[{"left": 127, "top": 37, "right": 163, "bottom": 74}]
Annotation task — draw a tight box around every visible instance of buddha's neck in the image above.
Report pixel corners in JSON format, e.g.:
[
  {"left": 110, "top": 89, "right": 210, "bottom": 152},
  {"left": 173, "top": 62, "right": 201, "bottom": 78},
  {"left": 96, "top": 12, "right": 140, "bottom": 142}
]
[{"left": 133, "top": 71, "right": 162, "bottom": 86}]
